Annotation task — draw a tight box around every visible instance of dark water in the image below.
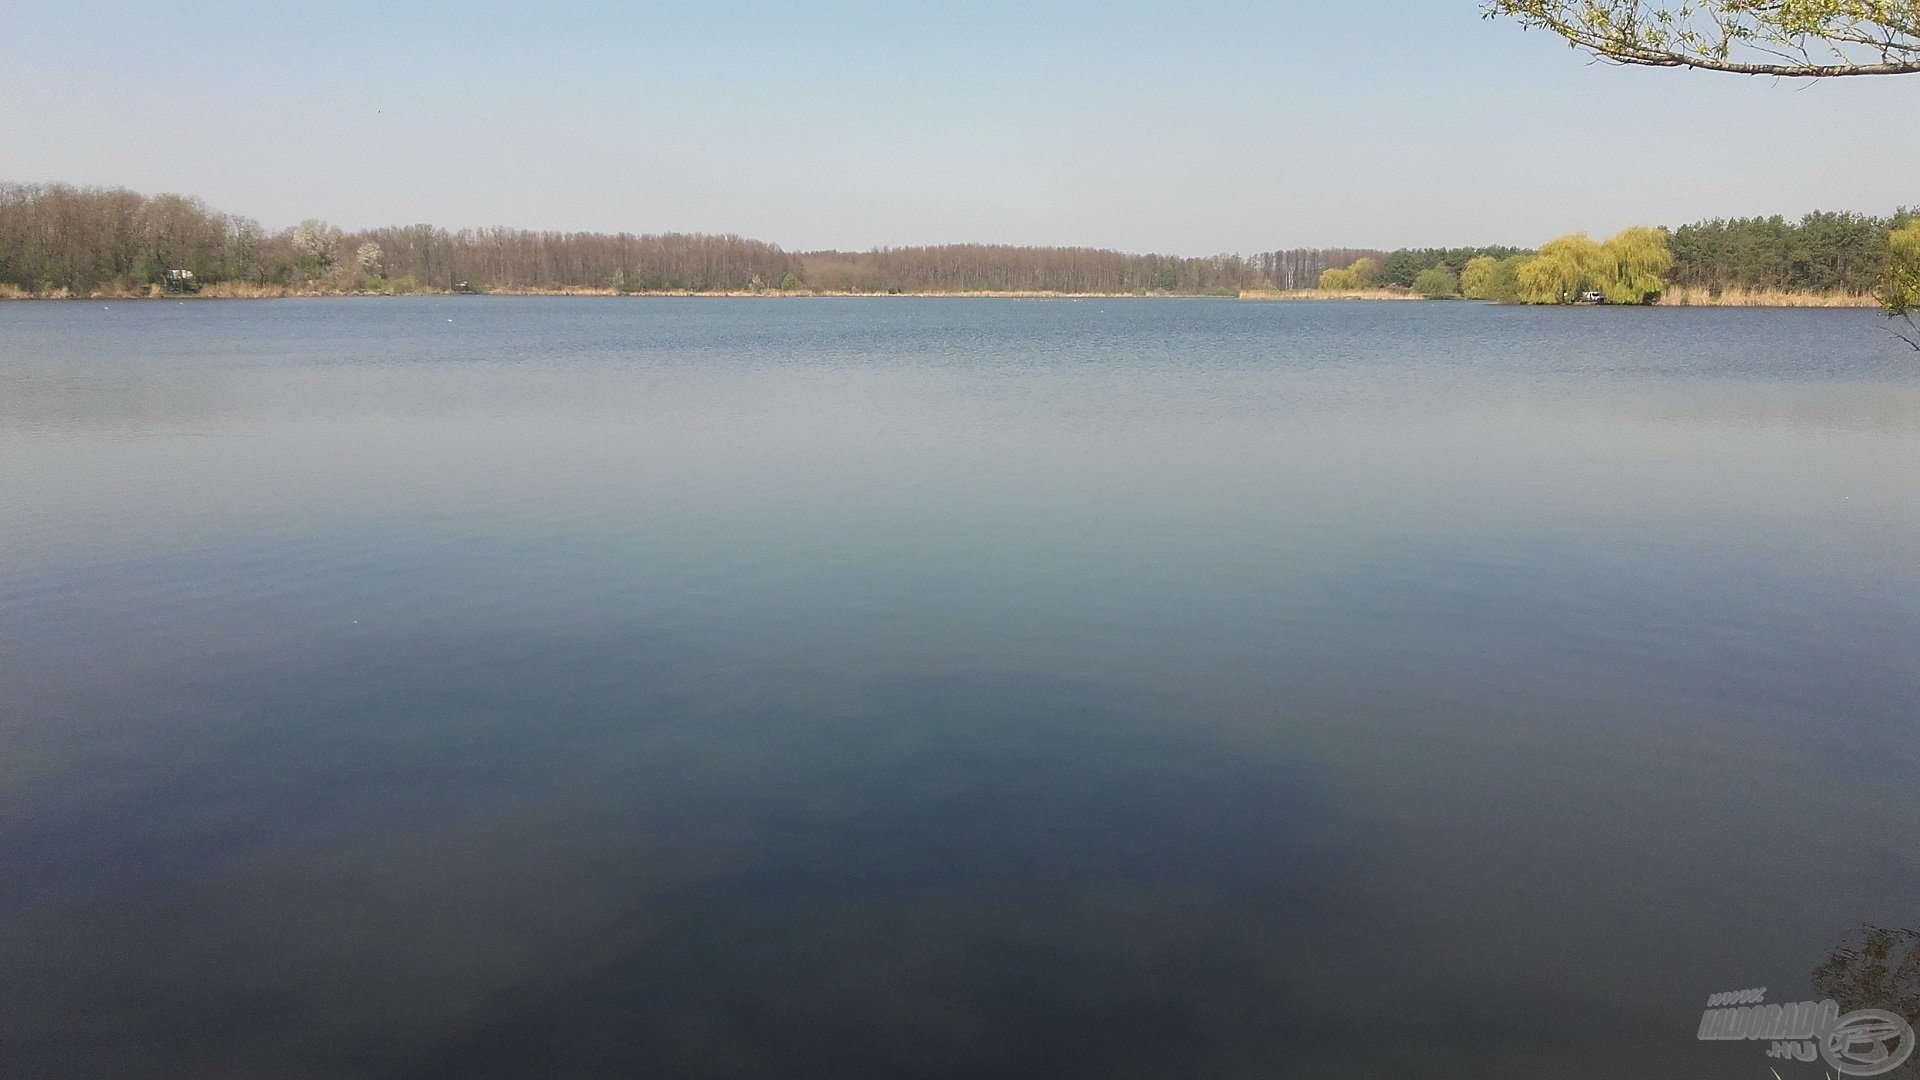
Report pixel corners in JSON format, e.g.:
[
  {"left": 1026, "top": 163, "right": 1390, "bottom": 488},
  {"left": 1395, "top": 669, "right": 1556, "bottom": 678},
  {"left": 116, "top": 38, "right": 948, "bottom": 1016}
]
[{"left": 2, "top": 297, "right": 1916, "bottom": 1079}]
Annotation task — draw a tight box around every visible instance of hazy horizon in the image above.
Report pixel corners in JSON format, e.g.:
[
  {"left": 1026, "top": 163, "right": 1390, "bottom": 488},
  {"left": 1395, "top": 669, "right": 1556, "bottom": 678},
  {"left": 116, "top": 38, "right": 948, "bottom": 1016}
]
[{"left": 4, "top": 1, "right": 1916, "bottom": 255}]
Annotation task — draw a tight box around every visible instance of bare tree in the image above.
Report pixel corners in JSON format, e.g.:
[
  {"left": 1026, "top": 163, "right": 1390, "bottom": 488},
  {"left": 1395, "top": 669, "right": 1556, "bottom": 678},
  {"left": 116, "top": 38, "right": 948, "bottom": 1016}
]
[{"left": 1486, "top": 1, "right": 1920, "bottom": 76}]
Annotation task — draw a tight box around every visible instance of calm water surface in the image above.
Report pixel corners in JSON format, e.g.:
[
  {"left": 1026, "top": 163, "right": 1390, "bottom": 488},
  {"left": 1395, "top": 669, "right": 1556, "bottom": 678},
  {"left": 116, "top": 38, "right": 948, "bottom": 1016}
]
[{"left": 2, "top": 298, "right": 1916, "bottom": 1079}]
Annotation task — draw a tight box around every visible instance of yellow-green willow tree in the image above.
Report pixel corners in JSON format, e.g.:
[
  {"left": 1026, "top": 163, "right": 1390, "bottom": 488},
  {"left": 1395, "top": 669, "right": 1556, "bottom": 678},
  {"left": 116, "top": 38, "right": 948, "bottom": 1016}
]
[
  {"left": 1517, "top": 234, "right": 1608, "bottom": 303},
  {"left": 1486, "top": 1, "right": 1920, "bottom": 76},
  {"left": 1888, "top": 220, "right": 1920, "bottom": 347},
  {"left": 1602, "top": 226, "right": 1676, "bottom": 304},
  {"left": 1318, "top": 267, "right": 1362, "bottom": 290},
  {"left": 1515, "top": 229, "right": 1673, "bottom": 304}
]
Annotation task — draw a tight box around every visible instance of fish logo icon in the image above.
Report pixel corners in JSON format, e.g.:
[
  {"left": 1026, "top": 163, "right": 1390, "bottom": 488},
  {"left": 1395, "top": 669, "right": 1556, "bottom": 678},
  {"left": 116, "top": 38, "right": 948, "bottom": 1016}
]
[{"left": 1823, "top": 1009, "right": 1917, "bottom": 1077}]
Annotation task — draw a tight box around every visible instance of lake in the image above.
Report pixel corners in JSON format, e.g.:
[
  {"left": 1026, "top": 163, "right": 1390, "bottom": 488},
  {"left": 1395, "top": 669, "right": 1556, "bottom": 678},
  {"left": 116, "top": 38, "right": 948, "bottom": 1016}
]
[{"left": 2, "top": 297, "right": 1916, "bottom": 1079}]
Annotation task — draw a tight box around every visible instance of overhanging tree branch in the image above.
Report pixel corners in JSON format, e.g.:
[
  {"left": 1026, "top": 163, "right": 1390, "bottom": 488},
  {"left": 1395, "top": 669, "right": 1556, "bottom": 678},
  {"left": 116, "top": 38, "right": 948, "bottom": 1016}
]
[{"left": 1485, "top": 1, "right": 1920, "bottom": 76}]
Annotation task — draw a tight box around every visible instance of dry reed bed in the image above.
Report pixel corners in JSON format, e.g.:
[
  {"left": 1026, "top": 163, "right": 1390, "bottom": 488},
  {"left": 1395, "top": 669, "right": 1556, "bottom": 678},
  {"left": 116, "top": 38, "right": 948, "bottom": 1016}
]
[
  {"left": 1656, "top": 286, "right": 1879, "bottom": 308},
  {"left": 1238, "top": 288, "right": 1420, "bottom": 301}
]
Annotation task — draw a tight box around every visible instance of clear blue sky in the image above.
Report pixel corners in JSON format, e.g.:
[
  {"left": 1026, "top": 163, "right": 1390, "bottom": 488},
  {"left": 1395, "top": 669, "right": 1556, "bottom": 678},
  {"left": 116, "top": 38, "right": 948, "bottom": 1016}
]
[{"left": 2, "top": 0, "right": 1913, "bottom": 253}]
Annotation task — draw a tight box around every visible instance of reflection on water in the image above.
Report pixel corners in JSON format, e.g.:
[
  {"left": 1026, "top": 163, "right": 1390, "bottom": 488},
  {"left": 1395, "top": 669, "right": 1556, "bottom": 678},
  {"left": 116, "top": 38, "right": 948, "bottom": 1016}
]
[
  {"left": 1, "top": 298, "right": 1917, "bottom": 1079},
  {"left": 1815, "top": 928, "right": 1920, "bottom": 1030}
]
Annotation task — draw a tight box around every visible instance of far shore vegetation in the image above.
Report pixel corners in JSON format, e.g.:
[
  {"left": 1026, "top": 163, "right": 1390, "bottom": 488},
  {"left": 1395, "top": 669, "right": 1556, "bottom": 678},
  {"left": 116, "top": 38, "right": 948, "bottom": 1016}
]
[
  {"left": 1, "top": 182, "right": 1914, "bottom": 315},
  {"left": 1312, "top": 216, "right": 1919, "bottom": 311}
]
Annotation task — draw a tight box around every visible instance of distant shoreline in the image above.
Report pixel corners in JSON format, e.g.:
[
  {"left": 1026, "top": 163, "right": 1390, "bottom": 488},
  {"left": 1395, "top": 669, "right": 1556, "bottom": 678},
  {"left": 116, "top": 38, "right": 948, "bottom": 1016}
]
[
  {"left": 8, "top": 184, "right": 1910, "bottom": 310},
  {"left": 0, "top": 285, "right": 1885, "bottom": 308},
  {"left": 0, "top": 286, "right": 1188, "bottom": 302}
]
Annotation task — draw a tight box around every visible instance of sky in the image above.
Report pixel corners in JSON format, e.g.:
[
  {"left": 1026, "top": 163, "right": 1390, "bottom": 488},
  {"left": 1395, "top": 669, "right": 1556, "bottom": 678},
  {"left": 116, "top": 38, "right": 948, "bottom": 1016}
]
[{"left": 2, "top": 0, "right": 1915, "bottom": 254}]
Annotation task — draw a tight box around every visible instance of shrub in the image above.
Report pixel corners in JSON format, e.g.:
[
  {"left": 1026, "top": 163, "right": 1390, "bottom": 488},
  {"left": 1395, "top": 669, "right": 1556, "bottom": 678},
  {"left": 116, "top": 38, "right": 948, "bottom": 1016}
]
[
  {"left": 1461, "top": 255, "right": 1525, "bottom": 302},
  {"left": 1319, "top": 267, "right": 1361, "bottom": 291},
  {"left": 1414, "top": 267, "right": 1459, "bottom": 298},
  {"left": 1885, "top": 221, "right": 1920, "bottom": 316}
]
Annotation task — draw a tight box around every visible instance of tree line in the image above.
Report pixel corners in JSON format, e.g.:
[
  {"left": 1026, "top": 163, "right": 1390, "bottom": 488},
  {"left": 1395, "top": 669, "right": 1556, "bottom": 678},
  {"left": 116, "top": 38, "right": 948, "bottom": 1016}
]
[
  {"left": 1, "top": 181, "right": 1913, "bottom": 303},
  {"left": 1668, "top": 211, "right": 1914, "bottom": 296},
  {"left": 0, "top": 183, "right": 1391, "bottom": 297},
  {"left": 0, "top": 183, "right": 795, "bottom": 296},
  {"left": 799, "top": 245, "right": 1228, "bottom": 295},
  {"left": 1320, "top": 228, "right": 1680, "bottom": 305},
  {"left": 1316, "top": 246, "right": 1534, "bottom": 294},
  {"left": 1320, "top": 211, "right": 1918, "bottom": 305}
]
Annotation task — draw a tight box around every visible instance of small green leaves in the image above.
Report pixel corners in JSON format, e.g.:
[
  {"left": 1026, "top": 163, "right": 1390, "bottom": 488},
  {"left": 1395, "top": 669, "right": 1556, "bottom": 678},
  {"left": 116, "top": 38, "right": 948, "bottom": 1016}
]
[{"left": 1485, "top": 0, "right": 1920, "bottom": 75}]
